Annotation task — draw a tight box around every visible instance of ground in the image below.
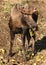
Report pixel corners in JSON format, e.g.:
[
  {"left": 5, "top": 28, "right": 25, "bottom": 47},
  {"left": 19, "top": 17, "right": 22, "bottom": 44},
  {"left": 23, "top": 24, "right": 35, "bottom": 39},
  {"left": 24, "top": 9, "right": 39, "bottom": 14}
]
[{"left": 0, "top": 0, "right": 46, "bottom": 65}]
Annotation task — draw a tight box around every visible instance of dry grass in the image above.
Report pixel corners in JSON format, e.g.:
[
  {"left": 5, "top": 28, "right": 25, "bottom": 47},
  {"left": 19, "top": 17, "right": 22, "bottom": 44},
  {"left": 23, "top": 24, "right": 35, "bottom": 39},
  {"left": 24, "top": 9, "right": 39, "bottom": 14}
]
[{"left": 0, "top": 0, "right": 46, "bottom": 65}]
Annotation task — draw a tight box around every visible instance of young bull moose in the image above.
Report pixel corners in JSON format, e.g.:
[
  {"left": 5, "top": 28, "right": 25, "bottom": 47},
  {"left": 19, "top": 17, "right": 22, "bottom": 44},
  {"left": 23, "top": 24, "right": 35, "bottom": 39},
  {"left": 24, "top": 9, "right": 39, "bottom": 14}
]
[{"left": 8, "top": 4, "right": 38, "bottom": 61}]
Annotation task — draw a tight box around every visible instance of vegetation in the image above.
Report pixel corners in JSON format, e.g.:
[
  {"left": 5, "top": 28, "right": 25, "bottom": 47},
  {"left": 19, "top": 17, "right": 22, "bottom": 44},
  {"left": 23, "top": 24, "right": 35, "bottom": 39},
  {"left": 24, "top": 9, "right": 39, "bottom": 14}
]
[{"left": 0, "top": 0, "right": 46, "bottom": 65}]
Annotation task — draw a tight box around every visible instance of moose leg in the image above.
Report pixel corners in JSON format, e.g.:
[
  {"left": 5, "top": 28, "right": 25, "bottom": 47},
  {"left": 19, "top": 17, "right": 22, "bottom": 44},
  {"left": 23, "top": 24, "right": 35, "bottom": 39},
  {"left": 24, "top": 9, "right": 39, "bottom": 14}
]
[
  {"left": 32, "top": 34, "right": 36, "bottom": 55},
  {"left": 31, "top": 37, "right": 35, "bottom": 53},
  {"left": 9, "top": 30, "right": 15, "bottom": 57},
  {"left": 31, "top": 34, "right": 36, "bottom": 56},
  {"left": 25, "top": 29, "right": 31, "bottom": 53},
  {"left": 22, "top": 29, "right": 27, "bottom": 61}
]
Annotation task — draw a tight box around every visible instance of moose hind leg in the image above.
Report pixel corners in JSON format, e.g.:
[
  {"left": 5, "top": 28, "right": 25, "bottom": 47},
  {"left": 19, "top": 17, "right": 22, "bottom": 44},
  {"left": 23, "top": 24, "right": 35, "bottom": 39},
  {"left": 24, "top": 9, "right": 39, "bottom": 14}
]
[{"left": 9, "top": 30, "right": 15, "bottom": 57}]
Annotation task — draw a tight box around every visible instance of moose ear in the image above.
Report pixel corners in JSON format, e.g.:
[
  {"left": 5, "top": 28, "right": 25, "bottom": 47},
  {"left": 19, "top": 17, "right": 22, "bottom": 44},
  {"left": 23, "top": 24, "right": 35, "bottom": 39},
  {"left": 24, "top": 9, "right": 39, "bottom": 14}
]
[
  {"left": 32, "top": 10, "right": 38, "bottom": 23},
  {"left": 15, "top": 3, "right": 21, "bottom": 10}
]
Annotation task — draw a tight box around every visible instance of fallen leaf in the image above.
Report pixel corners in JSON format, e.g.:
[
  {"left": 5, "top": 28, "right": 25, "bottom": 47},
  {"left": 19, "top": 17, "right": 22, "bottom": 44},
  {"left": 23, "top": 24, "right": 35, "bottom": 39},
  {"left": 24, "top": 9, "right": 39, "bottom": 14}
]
[{"left": 33, "top": 63, "right": 36, "bottom": 65}]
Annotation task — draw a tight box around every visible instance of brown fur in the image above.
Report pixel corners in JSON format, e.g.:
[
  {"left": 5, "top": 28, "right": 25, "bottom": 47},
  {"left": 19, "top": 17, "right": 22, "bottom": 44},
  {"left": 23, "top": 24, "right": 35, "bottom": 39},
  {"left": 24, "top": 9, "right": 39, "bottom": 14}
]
[{"left": 8, "top": 4, "right": 38, "bottom": 60}]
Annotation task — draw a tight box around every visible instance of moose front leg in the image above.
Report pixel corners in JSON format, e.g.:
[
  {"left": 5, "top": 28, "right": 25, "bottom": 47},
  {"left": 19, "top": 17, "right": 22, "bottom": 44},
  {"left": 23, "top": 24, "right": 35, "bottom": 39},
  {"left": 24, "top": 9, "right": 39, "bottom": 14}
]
[
  {"left": 31, "top": 32, "right": 36, "bottom": 56},
  {"left": 22, "top": 29, "right": 27, "bottom": 61},
  {"left": 9, "top": 30, "right": 15, "bottom": 57},
  {"left": 29, "top": 29, "right": 35, "bottom": 55},
  {"left": 31, "top": 37, "right": 35, "bottom": 53}
]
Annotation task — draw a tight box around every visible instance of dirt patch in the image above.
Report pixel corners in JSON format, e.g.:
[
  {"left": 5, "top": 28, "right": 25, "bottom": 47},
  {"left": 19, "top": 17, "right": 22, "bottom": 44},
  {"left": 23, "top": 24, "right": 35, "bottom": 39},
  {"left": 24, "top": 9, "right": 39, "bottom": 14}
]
[{"left": 0, "top": 0, "right": 46, "bottom": 65}]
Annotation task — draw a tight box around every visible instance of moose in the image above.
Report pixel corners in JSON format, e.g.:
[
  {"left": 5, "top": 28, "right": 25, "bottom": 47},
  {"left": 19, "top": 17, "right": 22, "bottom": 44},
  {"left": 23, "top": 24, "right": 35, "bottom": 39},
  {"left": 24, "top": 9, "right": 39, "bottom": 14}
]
[{"left": 8, "top": 4, "right": 38, "bottom": 61}]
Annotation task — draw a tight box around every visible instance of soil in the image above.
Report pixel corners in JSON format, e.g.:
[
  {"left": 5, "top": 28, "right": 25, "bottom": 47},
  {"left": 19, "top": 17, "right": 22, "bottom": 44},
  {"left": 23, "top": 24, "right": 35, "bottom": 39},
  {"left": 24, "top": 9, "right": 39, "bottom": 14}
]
[{"left": 0, "top": 0, "right": 46, "bottom": 65}]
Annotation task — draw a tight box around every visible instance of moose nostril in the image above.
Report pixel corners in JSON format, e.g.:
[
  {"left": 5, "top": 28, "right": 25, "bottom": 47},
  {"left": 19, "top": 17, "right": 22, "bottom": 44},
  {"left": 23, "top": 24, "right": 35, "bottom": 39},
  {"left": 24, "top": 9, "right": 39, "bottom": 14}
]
[{"left": 33, "top": 28, "right": 36, "bottom": 31}]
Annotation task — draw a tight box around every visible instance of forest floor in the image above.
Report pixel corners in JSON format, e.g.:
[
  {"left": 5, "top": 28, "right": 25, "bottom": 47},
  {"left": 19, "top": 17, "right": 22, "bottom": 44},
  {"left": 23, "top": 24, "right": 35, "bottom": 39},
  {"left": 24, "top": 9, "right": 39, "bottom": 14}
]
[{"left": 0, "top": 0, "right": 46, "bottom": 65}]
